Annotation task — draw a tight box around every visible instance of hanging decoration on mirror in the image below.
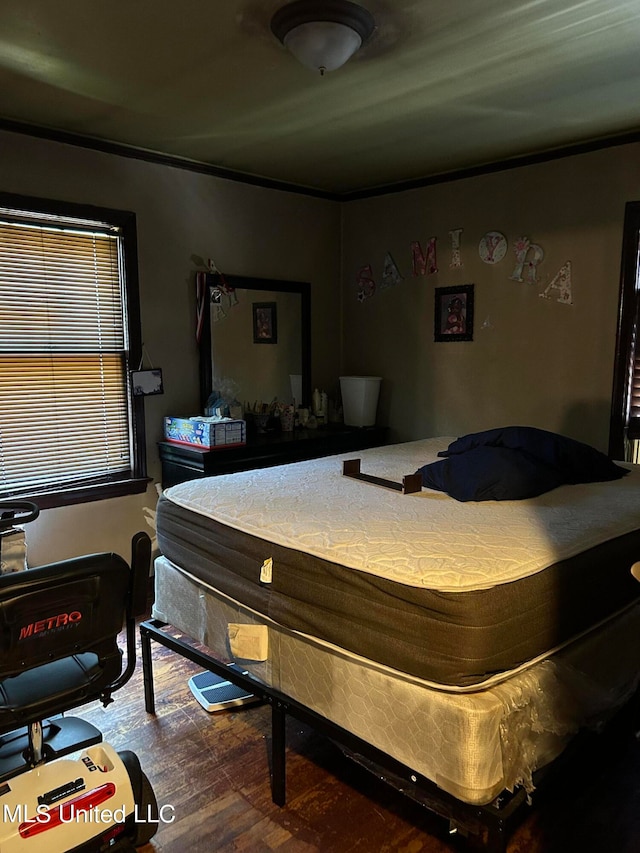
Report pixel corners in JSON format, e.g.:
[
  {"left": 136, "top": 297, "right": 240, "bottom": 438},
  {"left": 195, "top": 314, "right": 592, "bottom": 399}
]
[
  {"left": 356, "top": 264, "right": 376, "bottom": 301},
  {"left": 540, "top": 260, "right": 572, "bottom": 304},
  {"left": 411, "top": 237, "right": 438, "bottom": 277},
  {"left": 211, "top": 267, "right": 237, "bottom": 304},
  {"left": 478, "top": 231, "right": 507, "bottom": 265},
  {"left": 195, "top": 271, "right": 207, "bottom": 343},
  {"left": 509, "top": 237, "right": 544, "bottom": 283},
  {"left": 196, "top": 262, "right": 240, "bottom": 340},
  {"left": 381, "top": 252, "right": 404, "bottom": 289},
  {"left": 449, "top": 229, "right": 463, "bottom": 268},
  {"left": 210, "top": 288, "right": 227, "bottom": 323},
  {"left": 210, "top": 269, "right": 239, "bottom": 322}
]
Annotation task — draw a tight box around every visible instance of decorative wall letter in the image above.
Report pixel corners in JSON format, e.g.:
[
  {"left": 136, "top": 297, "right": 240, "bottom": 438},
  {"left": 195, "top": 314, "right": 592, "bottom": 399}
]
[
  {"left": 411, "top": 238, "right": 438, "bottom": 276},
  {"left": 356, "top": 264, "right": 376, "bottom": 302},
  {"left": 449, "top": 229, "right": 463, "bottom": 268},
  {"left": 540, "top": 261, "right": 572, "bottom": 304},
  {"left": 381, "top": 252, "right": 404, "bottom": 289},
  {"left": 478, "top": 231, "right": 507, "bottom": 264},
  {"left": 510, "top": 237, "right": 544, "bottom": 283}
]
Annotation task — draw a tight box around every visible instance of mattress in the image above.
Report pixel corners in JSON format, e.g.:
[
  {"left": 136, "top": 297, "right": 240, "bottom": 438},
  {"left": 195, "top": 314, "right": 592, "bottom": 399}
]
[
  {"left": 156, "top": 438, "right": 640, "bottom": 688},
  {"left": 152, "top": 554, "right": 640, "bottom": 806}
]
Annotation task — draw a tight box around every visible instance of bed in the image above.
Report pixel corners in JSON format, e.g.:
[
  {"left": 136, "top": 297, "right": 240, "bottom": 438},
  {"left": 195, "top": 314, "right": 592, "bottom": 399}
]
[{"left": 147, "top": 434, "right": 640, "bottom": 847}]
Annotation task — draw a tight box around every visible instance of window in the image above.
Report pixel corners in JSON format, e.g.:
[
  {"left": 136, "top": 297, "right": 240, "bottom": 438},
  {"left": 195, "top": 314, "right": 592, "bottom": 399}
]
[
  {"left": 0, "top": 193, "right": 147, "bottom": 508},
  {"left": 610, "top": 200, "right": 640, "bottom": 462}
]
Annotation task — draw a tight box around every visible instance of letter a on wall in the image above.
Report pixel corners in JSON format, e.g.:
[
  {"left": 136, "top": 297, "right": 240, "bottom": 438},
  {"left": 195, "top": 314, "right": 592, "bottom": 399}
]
[
  {"left": 381, "top": 252, "right": 404, "bottom": 289},
  {"left": 540, "top": 261, "right": 572, "bottom": 304}
]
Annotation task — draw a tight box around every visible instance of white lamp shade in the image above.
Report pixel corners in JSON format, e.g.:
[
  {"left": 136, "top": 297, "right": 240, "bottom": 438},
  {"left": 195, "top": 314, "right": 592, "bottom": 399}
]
[{"left": 283, "top": 20, "right": 363, "bottom": 72}]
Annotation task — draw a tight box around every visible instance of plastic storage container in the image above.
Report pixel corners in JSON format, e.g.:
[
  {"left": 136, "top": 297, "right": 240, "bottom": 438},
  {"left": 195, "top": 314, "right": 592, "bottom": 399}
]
[{"left": 339, "top": 376, "right": 382, "bottom": 427}]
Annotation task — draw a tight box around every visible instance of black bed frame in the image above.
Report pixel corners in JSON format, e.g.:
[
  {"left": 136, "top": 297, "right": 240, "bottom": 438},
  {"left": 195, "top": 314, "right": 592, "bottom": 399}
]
[{"left": 140, "top": 618, "right": 537, "bottom": 852}]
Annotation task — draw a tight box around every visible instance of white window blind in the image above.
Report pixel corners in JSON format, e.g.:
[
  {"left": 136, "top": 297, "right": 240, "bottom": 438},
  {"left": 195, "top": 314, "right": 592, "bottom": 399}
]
[
  {"left": 612, "top": 201, "right": 640, "bottom": 458},
  {"left": 629, "top": 333, "right": 640, "bottom": 439},
  {"left": 0, "top": 213, "right": 133, "bottom": 496}
]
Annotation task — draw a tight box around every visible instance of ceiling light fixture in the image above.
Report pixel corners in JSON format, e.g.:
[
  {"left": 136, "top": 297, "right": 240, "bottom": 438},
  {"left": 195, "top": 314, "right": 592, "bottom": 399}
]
[{"left": 270, "top": 0, "right": 375, "bottom": 76}]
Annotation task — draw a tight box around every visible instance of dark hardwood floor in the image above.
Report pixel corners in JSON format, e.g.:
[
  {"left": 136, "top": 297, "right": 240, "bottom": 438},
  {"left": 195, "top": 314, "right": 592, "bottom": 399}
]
[{"left": 78, "top": 618, "right": 640, "bottom": 853}]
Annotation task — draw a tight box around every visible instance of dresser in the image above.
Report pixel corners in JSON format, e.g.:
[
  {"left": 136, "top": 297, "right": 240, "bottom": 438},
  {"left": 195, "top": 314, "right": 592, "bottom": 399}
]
[{"left": 158, "top": 425, "right": 388, "bottom": 487}]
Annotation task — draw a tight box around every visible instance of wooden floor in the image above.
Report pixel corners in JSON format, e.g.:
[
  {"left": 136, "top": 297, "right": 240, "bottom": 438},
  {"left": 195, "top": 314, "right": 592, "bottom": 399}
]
[{"left": 78, "top": 619, "right": 640, "bottom": 853}]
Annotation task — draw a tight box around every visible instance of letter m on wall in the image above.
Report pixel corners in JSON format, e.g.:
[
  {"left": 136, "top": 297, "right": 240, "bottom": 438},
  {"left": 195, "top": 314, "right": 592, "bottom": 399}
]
[{"left": 411, "top": 238, "right": 438, "bottom": 276}]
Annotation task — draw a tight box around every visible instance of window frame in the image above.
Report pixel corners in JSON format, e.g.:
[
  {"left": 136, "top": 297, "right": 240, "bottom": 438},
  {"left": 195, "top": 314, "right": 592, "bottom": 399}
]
[{"left": 0, "top": 191, "right": 148, "bottom": 508}]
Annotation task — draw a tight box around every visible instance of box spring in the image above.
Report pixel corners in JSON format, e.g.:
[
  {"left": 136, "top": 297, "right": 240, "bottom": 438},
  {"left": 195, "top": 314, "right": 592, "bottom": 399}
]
[{"left": 152, "top": 555, "right": 640, "bottom": 806}]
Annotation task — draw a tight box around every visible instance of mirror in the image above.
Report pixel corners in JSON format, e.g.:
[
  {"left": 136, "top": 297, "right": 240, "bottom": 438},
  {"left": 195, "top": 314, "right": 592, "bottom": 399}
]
[{"left": 199, "top": 273, "right": 311, "bottom": 413}]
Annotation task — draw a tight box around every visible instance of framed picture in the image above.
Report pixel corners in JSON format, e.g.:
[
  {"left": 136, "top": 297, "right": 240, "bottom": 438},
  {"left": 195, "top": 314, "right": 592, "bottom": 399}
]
[
  {"left": 434, "top": 284, "right": 474, "bottom": 342},
  {"left": 253, "top": 302, "right": 277, "bottom": 344},
  {"left": 131, "top": 368, "right": 164, "bottom": 396}
]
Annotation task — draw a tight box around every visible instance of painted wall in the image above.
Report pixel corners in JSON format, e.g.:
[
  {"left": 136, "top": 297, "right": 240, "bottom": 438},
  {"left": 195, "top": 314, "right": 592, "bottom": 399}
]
[
  {"left": 340, "top": 144, "right": 640, "bottom": 450},
  {"left": 3, "top": 129, "right": 640, "bottom": 564},
  {"left": 0, "top": 129, "right": 341, "bottom": 565}
]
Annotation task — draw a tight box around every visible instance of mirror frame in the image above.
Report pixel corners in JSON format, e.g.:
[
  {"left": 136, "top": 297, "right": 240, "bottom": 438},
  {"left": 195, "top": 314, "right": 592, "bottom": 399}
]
[{"left": 199, "top": 272, "right": 311, "bottom": 412}]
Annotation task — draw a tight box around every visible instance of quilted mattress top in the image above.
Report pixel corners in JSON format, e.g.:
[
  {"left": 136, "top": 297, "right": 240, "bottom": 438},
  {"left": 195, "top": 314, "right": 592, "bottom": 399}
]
[{"left": 163, "top": 438, "right": 640, "bottom": 593}]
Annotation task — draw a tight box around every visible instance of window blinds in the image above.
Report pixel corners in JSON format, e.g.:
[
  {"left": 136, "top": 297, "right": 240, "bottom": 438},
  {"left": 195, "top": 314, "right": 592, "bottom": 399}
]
[
  {"left": 628, "top": 343, "right": 640, "bottom": 439},
  {"left": 0, "top": 217, "right": 132, "bottom": 496}
]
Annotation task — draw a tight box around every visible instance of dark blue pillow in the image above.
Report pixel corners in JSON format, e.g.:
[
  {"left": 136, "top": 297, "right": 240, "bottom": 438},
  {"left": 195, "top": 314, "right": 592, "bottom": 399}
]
[
  {"left": 416, "top": 446, "right": 563, "bottom": 502},
  {"left": 438, "top": 426, "right": 627, "bottom": 484}
]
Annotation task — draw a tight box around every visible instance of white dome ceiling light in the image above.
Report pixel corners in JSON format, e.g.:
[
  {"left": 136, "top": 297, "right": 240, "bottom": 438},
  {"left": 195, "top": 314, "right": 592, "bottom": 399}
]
[{"left": 271, "top": 0, "right": 375, "bottom": 75}]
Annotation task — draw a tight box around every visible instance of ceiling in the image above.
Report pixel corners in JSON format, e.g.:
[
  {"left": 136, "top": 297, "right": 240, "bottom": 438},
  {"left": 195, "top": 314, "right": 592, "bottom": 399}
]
[{"left": 1, "top": 0, "right": 640, "bottom": 196}]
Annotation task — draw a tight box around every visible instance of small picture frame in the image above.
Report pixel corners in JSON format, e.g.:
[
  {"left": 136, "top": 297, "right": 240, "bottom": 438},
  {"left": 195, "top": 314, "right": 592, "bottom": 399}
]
[
  {"left": 131, "top": 368, "right": 164, "bottom": 396},
  {"left": 253, "top": 302, "right": 277, "bottom": 344},
  {"left": 434, "top": 285, "right": 474, "bottom": 342}
]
